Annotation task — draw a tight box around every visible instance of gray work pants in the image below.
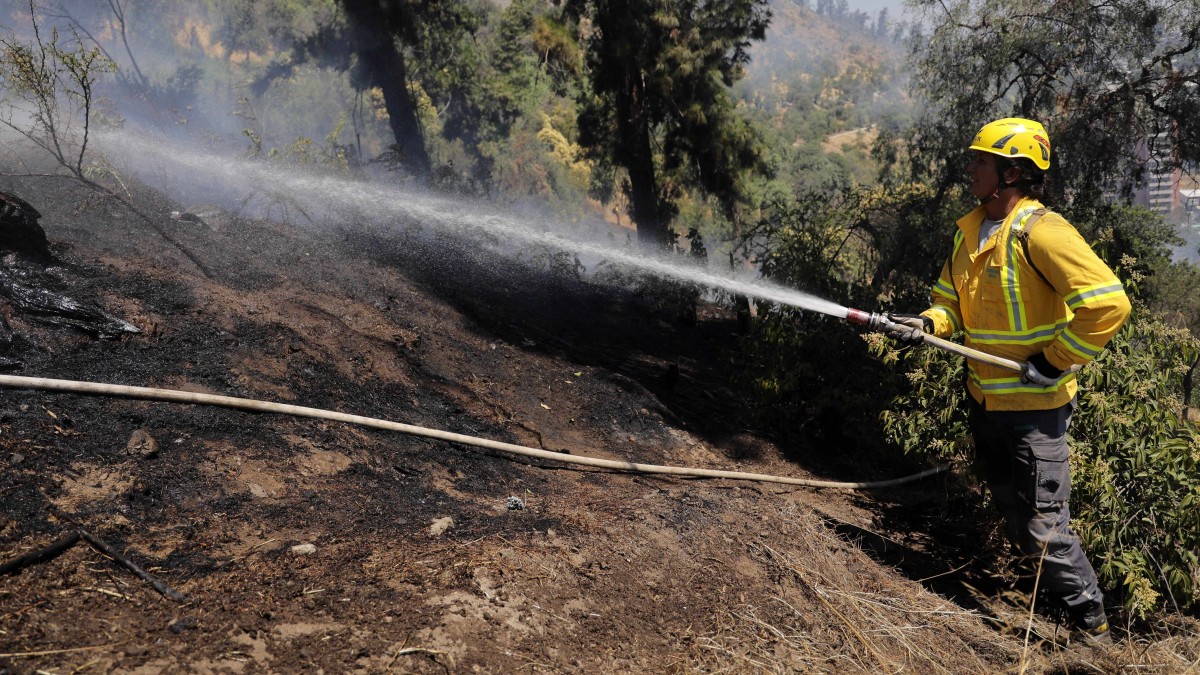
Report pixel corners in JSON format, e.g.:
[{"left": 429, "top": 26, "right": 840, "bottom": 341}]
[{"left": 968, "top": 397, "right": 1104, "bottom": 621}]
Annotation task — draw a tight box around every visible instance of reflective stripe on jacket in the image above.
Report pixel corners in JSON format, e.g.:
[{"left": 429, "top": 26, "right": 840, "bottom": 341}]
[{"left": 920, "top": 197, "right": 1131, "bottom": 411}]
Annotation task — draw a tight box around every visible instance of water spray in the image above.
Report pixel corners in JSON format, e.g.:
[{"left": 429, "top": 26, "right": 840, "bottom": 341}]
[
  {"left": 93, "top": 130, "right": 852, "bottom": 321},
  {"left": 96, "top": 130, "right": 1037, "bottom": 376}
]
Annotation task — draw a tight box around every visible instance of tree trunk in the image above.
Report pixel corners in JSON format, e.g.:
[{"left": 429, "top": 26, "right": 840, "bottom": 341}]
[
  {"left": 626, "top": 131, "right": 667, "bottom": 248},
  {"left": 340, "top": 0, "right": 431, "bottom": 178},
  {"left": 617, "top": 68, "right": 669, "bottom": 249}
]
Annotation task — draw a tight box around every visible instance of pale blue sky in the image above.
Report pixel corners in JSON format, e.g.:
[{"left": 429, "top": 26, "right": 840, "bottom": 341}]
[{"left": 847, "top": 0, "right": 906, "bottom": 17}]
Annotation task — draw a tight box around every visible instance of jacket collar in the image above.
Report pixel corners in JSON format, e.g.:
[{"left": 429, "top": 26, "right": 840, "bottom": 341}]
[{"left": 955, "top": 196, "right": 1045, "bottom": 260}]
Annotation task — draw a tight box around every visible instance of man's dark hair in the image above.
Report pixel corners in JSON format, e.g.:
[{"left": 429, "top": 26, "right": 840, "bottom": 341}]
[{"left": 1000, "top": 157, "right": 1050, "bottom": 203}]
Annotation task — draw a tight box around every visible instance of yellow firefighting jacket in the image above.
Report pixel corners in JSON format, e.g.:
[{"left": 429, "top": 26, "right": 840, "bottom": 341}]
[{"left": 920, "top": 196, "right": 1131, "bottom": 411}]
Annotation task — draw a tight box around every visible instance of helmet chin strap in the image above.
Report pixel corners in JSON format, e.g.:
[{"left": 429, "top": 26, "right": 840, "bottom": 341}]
[{"left": 979, "top": 160, "right": 1017, "bottom": 205}]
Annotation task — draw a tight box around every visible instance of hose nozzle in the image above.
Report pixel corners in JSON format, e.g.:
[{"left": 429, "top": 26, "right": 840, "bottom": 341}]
[
  {"left": 844, "top": 308, "right": 896, "bottom": 332},
  {"left": 847, "top": 307, "right": 1031, "bottom": 373}
]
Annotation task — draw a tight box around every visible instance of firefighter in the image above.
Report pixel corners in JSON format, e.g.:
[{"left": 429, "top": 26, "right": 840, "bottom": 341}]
[{"left": 890, "top": 118, "right": 1131, "bottom": 643}]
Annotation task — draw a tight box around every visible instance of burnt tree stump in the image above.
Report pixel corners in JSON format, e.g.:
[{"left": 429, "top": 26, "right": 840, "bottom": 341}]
[{"left": 0, "top": 191, "right": 50, "bottom": 260}]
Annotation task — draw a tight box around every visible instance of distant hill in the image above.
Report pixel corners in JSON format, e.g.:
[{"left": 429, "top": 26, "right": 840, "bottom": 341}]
[
  {"left": 736, "top": 0, "right": 912, "bottom": 187},
  {"left": 743, "top": 0, "right": 909, "bottom": 122}
]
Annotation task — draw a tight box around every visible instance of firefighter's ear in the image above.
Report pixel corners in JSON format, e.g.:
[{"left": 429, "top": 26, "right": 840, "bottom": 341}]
[{"left": 1003, "top": 165, "right": 1024, "bottom": 186}]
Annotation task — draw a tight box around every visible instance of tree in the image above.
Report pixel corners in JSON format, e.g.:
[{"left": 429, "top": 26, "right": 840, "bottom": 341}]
[
  {"left": 45, "top": 0, "right": 149, "bottom": 93},
  {"left": 902, "top": 0, "right": 1200, "bottom": 211},
  {"left": 339, "top": 0, "right": 432, "bottom": 178},
  {"left": 0, "top": 0, "right": 212, "bottom": 277},
  {"left": 568, "top": 0, "right": 771, "bottom": 248},
  {"left": 254, "top": 0, "right": 485, "bottom": 181},
  {"left": 479, "top": 0, "right": 576, "bottom": 141},
  {"left": 464, "top": 0, "right": 586, "bottom": 192},
  {"left": 863, "top": 0, "right": 1200, "bottom": 306},
  {"left": 44, "top": 0, "right": 210, "bottom": 115},
  {"left": 0, "top": 2, "right": 112, "bottom": 182},
  {"left": 874, "top": 7, "right": 889, "bottom": 40}
]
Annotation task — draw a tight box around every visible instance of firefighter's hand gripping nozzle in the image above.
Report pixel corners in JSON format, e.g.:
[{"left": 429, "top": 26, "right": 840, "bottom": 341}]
[{"left": 844, "top": 306, "right": 1032, "bottom": 374}]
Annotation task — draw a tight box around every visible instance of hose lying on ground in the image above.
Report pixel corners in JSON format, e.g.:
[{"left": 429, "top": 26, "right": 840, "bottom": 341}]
[{"left": 0, "top": 374, "right": 948, "bottom": 489}]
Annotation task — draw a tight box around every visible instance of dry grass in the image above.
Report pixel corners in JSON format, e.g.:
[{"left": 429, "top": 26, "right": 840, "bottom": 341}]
[
  {"left": 683, "top": 503, "right": 1009, "bottom": 673},
  {"left": 680, "top": 502, "right": 1200, "bottom": 674}
]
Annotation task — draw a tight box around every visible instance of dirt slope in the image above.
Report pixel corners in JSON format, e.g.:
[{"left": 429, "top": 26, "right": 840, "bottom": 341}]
[{"left": 0, "top": 174, "right": 1151, "bottom": 673}]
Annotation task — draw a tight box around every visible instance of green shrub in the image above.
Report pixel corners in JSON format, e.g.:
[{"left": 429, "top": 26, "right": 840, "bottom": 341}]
[
  {"left": 873, "top": 310, "right": 1200, "bottom": 615},
  {"left": 1070, "top": 311, "right": 1200, "bottom": 616},
  {"left": 728, "top": 181, "right": 1200, "bottom": 616},
  {"left": 870, "top": 332, "right": 971, "bottom": 462}
]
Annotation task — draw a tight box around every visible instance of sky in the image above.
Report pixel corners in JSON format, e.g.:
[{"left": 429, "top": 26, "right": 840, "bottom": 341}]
[{"left": 846, "top": 0, "right": 907, "bottom": 17}]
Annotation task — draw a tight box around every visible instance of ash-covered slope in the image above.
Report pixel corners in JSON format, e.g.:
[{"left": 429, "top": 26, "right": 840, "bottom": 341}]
[{"left": 0, "top": 172, "right": 1114, "bottom": 673}]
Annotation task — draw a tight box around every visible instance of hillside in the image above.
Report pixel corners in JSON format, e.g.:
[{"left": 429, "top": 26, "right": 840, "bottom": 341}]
[
  {"left": 0, "top": 163, "right": 1174, "bottom": 673},
  {"left": 736, "top": 0, "right": 911, "bottom": 190}
]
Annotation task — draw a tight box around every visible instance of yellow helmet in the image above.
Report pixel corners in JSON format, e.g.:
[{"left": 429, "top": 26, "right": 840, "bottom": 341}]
[{"left": 969, "top": 118, "right": 1051, "bottom": 171}]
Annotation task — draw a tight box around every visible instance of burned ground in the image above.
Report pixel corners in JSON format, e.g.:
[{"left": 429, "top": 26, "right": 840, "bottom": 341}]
[{"left": 1, "top": 174, "right": 1196, "bottom": 674}]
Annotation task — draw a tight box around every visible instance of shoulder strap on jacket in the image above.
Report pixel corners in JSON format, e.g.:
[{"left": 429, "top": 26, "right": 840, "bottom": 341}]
[
  {"left": 1013, "top": 208, "right": 1051, "bottom": 286},
  {"left": 946, "top": 228, "right": 964, "bottom": 271}
]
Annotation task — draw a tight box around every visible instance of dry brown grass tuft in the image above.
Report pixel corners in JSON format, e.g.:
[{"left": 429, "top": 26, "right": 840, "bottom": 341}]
[
  {"left": 680, "top": 502, "right": 1200, "bottom": 673},
  {"left": 683, "top": 503, "right": 1010, "bottom": 673}
]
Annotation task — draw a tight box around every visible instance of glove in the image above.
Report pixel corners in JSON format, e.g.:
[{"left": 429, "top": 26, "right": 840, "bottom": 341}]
[
  {"left": 885, "top": 313, "right": 932, "bottom": 345},
  {"left": 1021, "top": 352, "right": 1064, "bottom": 386}
]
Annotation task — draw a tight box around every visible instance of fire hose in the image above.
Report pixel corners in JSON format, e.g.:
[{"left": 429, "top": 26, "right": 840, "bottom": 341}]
[
  {"left": 0, "top": 315, "right": 1078, "bottom": 489},
  {"left": 0, "top": 374, "right": 947, "bottom": 489},
  {"left": 843, "top": 308, "right": 1081, "bottom": 376}
]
